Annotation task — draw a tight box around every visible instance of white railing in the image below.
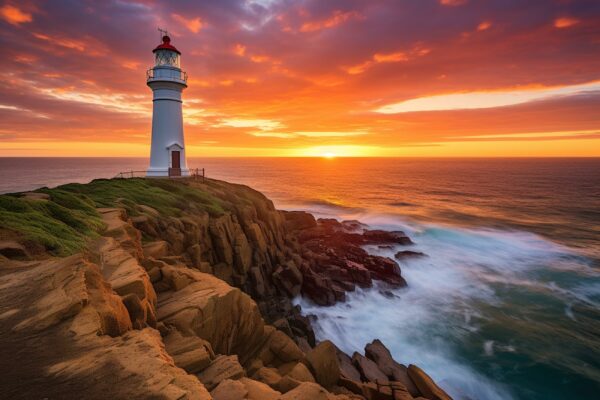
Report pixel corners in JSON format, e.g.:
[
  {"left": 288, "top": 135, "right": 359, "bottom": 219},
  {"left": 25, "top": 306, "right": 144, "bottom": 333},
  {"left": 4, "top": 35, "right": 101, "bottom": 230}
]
[
  {"left": 114, "top": 168, "right": 205, "bottom": 181},
  {"left": 146, "top": 68, "right": 188, "bottom": 83}
]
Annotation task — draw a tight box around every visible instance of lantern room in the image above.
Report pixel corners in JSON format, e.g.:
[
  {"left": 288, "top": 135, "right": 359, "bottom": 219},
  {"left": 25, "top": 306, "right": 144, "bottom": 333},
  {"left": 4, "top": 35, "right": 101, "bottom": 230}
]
[{"left": 153, "top": 36, "right": 181, "bottom": 67}]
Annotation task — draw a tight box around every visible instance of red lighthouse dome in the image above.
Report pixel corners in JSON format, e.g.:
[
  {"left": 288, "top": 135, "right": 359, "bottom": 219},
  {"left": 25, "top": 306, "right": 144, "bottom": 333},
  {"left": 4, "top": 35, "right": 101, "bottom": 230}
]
[{"left": 153, "top": 35, "right": 181, "bottom": 55}]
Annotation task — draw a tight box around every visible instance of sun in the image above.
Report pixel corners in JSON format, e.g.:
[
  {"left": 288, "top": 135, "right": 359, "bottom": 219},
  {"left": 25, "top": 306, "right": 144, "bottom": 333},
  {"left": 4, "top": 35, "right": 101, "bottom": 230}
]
[{"left": 322, "top": 152, "right": 336, "bottom": 159}]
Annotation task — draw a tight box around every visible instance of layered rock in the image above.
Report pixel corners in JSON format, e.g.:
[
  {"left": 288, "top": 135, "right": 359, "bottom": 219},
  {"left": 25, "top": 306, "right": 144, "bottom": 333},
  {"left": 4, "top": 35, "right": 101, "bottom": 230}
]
[
  {"left": 0, "top": 254, "right": 210, "bottom": 400},
  {"left": 0, "top": 177, "right": 452, "bottom": 400}
]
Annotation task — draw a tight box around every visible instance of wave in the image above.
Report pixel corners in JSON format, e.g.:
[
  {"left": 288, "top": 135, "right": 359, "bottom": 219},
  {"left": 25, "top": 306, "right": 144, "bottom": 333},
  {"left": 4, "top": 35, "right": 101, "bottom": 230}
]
[{"left": 294, "top": 212, "right": 600, "bottom": 400}]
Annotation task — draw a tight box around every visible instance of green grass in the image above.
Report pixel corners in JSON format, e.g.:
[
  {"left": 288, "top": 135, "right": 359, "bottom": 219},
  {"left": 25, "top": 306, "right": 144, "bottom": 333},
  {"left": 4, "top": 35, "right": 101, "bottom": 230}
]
[
  {"left": 0, "top": 178, "right": 227, "bottom": 257},
  {"left": 56, "top": 178, "right": 225, "bottom": 217},
  {"left": 0, "top": 191, "right": 103, "bottom": 256}
]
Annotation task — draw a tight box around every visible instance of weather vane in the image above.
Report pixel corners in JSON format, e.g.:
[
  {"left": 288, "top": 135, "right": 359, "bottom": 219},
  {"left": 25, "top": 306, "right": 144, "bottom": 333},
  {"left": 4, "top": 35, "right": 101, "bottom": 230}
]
[{"left": 157, "top": 27, "right": 169, "bottom": 40}]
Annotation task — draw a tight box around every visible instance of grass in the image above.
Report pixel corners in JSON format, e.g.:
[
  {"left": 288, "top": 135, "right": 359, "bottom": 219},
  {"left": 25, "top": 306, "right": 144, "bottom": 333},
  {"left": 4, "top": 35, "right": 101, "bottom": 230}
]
[
  {"left": 57, "top": 178, "right": 226, "bottom": 217},
  {"left": 0, "top": 191, "right": 104, "bottom": 256},
  {"left": 0, "top": 178, "right": 227, "bottom": 257}
]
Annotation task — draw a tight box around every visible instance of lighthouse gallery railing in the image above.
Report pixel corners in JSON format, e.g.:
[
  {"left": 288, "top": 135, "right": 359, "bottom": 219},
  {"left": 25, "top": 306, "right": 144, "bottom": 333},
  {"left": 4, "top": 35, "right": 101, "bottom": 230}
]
[{"left": 146, "top": 68, "right": 188, "bottom": 83}]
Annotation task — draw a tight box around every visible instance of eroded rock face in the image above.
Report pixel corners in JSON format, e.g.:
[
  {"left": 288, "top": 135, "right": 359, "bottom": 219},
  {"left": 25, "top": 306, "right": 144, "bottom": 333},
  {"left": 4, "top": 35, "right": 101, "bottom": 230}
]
[
  {"left": 0, "top": 254, "right": 210, "bottom": 400},
  {"left": 156, "top": 268, "right": 269, "bottom": 364},
  {"left": 0, "top": 178, "right": 453, "bottom": 400}
]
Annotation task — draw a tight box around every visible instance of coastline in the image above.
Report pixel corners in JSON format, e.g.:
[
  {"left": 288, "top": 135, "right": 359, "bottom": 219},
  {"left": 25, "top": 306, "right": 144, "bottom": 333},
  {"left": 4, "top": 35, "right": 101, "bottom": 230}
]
[{"left": 0, "top": 177, "right": 452, "bottom": 400}]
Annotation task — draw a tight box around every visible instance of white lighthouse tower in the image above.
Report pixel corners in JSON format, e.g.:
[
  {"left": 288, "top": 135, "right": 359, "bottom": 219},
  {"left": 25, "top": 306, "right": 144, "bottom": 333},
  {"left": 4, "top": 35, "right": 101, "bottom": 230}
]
[{"left": 146, "top": 31, "right": 189, "bottom": 177}]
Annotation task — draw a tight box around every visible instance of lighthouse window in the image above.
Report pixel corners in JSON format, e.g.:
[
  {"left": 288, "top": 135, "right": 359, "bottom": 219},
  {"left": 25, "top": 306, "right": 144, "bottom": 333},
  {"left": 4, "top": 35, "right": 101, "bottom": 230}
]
[{"left": 155, "top": 50, "right": 180, "bottom": 67}]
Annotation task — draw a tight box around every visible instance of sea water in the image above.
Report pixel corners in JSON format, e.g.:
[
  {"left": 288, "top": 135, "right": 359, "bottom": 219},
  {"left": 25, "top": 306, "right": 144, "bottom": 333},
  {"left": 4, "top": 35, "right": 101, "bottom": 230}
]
[{"left": 1, "top": 157, "right": 599, "bottom": 399}]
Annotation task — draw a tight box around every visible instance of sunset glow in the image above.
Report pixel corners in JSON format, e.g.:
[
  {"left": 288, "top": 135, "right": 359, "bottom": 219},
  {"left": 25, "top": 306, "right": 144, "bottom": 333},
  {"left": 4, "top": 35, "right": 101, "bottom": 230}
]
[{"left": 1, "top": 0, "right": 599, "bottom": 157}]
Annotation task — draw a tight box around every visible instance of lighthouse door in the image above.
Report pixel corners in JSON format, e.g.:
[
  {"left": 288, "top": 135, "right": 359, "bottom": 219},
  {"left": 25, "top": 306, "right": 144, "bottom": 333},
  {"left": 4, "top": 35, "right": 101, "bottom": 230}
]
[{"left": 170, "top": 151, "right": 181, "bottom": 176}]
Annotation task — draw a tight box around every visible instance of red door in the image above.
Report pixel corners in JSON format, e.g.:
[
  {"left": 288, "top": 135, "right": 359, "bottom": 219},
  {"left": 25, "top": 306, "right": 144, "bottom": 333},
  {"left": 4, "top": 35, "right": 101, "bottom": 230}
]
[{"left": 170, "top": 151, "right": 181, "bottom": 176}]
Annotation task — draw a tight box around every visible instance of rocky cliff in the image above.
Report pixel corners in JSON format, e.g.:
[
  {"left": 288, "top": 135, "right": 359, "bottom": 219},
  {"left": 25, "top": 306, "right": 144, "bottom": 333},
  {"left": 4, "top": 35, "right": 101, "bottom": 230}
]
[{"left": 0, "top": 177, "right": 452, "bottom": 400}]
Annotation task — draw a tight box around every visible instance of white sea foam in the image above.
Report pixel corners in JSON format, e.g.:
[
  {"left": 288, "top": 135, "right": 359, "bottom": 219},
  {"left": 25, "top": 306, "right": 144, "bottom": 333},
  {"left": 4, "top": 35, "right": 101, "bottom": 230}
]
[{"left": 293, "top": 211, "right": 596, "bottom": 400}]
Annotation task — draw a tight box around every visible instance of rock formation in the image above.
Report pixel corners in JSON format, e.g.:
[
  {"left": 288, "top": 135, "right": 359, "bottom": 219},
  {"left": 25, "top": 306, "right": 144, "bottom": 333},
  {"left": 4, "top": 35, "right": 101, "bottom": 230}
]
[{"left": 0, "top": 177, "right": 452, "bottom": 399}]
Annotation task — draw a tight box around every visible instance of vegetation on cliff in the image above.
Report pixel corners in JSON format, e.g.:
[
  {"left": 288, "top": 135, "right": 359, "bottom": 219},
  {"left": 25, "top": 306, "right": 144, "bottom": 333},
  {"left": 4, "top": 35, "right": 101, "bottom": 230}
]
[
  {"left": 0, "top": 178, "right": 233, "bottom": 256},
  {"left": 0, "top": 189, "right": 103, "bottom": 256}
]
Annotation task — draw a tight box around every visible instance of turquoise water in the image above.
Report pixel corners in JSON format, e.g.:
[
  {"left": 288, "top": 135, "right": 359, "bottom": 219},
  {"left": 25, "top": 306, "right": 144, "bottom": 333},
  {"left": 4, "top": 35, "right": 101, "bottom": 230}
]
[{"left": 1, "top": 157, "right": 599, "bottom": 399}]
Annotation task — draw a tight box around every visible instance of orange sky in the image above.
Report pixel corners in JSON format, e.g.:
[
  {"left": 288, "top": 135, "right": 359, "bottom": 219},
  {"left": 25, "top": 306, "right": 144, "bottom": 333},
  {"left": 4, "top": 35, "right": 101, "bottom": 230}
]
[{"left": 1, "top": 0, "right": 600, "bottom": 157}]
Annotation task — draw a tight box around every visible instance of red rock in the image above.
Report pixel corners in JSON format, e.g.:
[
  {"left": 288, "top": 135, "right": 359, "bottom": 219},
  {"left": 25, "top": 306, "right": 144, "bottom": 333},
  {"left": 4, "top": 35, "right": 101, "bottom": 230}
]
[
  {"left": 301, "top": 270, "right": 336, "bottom": 306},
  {"left": 394, "top": 251, "right": 426, "bottom": 260},
  {"left": 363, "top": 230, "right": 414, "bottom": 245},
  {"left": 284, "top": 211, "right": 317, "bottom": 231}
]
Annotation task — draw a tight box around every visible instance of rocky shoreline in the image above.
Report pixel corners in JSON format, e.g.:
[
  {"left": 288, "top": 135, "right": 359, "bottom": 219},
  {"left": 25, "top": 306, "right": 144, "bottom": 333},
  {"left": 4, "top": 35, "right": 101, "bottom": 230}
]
[{"left": 0, "top": 177, "right": 453, "bottom": 400}]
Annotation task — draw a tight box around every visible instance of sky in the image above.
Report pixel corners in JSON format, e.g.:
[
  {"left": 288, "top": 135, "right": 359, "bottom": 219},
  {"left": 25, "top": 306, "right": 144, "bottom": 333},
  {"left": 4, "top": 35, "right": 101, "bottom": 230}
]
[{"left": 0, "top": 0, "right": 599, "bottom": 157}]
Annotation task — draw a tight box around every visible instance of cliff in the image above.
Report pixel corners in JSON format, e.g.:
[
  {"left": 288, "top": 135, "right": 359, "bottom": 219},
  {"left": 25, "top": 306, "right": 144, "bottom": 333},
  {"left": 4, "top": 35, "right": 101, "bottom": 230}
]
[{"left": 0, "top": 177, "right": 452, "bottom": 400}]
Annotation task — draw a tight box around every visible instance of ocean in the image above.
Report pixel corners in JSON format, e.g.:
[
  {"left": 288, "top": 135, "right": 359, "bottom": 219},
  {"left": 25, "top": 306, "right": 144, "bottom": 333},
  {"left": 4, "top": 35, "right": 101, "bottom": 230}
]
[{"left": 1, "top": 157, "right": 599, "bottom": 399}]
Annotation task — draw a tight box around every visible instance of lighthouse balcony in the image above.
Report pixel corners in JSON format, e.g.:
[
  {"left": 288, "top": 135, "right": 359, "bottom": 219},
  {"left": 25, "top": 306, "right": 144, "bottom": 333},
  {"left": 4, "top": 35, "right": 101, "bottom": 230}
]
[{"left": 147, "top": 67, "right": 187, "bottom": 85}]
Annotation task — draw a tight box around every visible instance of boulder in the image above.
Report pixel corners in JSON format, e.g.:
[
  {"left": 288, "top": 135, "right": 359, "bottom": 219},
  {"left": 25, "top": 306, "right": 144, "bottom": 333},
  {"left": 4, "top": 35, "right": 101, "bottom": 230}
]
[
  {"left": 352, "top": 353, "right": 388, "bottom": 384},
  {"left": 407, "top": 365, "right": 452, "bottom": 400},
  {"left": 287, "top": 362, "right": 316, "bottom": 383},
  {"left": 240, "top": 377, "right": 281, "bottom": 400},
  {"left": 306, "top": 340, "right": 341, "bottom": 388},
  {"left": 280, "top": 382, "right": 344, "bottom": 400},
  {"left": 253, "top": 366, "right": 283, "bottom": 388},
  {"left": 289, "top": 314, "right": 316, "bottom": 346},
  {"left": 365, "top": 340, "right": 419, "bottom": 396},
  {"left": 268, "top": 329, "right": 305, "bottom": 363},
  {"left": 363, "top": 230, "right": 413, "bottom": 245},
  {"left": 276, "top": 376, "right": 304, "bottom": 393},
  {"left": 336, "top": 348, "right": 361, "bottom": 382},
  {"left": 197, "top": 354, "right": 245, "bottom": 391},
  {"left": 302, "top": 270, "right": 336, "bottom": 306},
  {"left": 211, "top": 379, "right": 248, "bottom": 400},
  {"left": 284, "top": 211, "right": 317, "bottom": 231},
  {"left": 164, "top": 330, "right": 214, "bottom": 374},
  {"left": 394, "top": 251, "right": 426, "bottom": 260},
  {"left": 362, "top": 381, "right": 414, "bottom": 400}
]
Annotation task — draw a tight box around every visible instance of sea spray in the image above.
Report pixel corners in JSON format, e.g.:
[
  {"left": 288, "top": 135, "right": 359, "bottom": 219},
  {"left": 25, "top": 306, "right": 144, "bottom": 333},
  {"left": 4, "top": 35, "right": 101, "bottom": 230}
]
[{"left": 294, "top": 212, "right": 599, "bottom": 400}]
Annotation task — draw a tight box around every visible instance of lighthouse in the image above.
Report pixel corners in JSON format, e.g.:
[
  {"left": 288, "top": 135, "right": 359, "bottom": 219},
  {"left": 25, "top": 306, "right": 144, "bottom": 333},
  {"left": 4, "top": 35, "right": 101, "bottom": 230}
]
[{"left": 146, "top": 32, "right": 189, "bottom": 177}]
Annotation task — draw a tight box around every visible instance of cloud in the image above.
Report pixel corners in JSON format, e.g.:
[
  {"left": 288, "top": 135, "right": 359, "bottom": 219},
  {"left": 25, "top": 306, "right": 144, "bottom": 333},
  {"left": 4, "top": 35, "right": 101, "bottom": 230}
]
[
  {"left": 296, "top": 131, "right": 369, "bottom": 138},
  {"left": 345, "top": 49, "right": 423, "bottom": 75},
  {"left": 172, "top": 13, "right": 203, "bottom": 33},
  {"left": 375, "top": 81, "right": 600, "bottom": 113},
  {"left": 33, "top": 33, "right": 86, "bottom": 52},
  {"left": 251, "top": 131, "right": 369, "bottom": 138},
  {"left": 0, "top": 0, "right": 599, "bottom": 156},
  {"left": 233, "top": 44, "right": 246, "bottom": 56},
  {"left": 452, "top": 129, "right": 600, "bottom": 141},
  {"left": 300, "top": 10, "right": 362, "bottom": 32},
  {"left": 219, "top": 118, "right": 284, "bottom": 131},
  {"left": 0, "top": 5, "right": 32, "bottom": 25},
  {"left": 477, "top": 21, "right": 492, "bottom": 31},
  {"left": 554, "top": 17, "right": 579, "bottom": 29},
  {"left": 439, "top": 0, "right": 468, "bottom": 7}
]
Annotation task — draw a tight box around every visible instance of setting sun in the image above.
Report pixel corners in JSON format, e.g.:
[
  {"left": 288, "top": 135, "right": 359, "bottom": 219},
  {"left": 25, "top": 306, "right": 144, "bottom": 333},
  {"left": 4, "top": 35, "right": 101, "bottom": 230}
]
[{"left": 322, "top": 152, "right": 336, "bottom": 159}]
